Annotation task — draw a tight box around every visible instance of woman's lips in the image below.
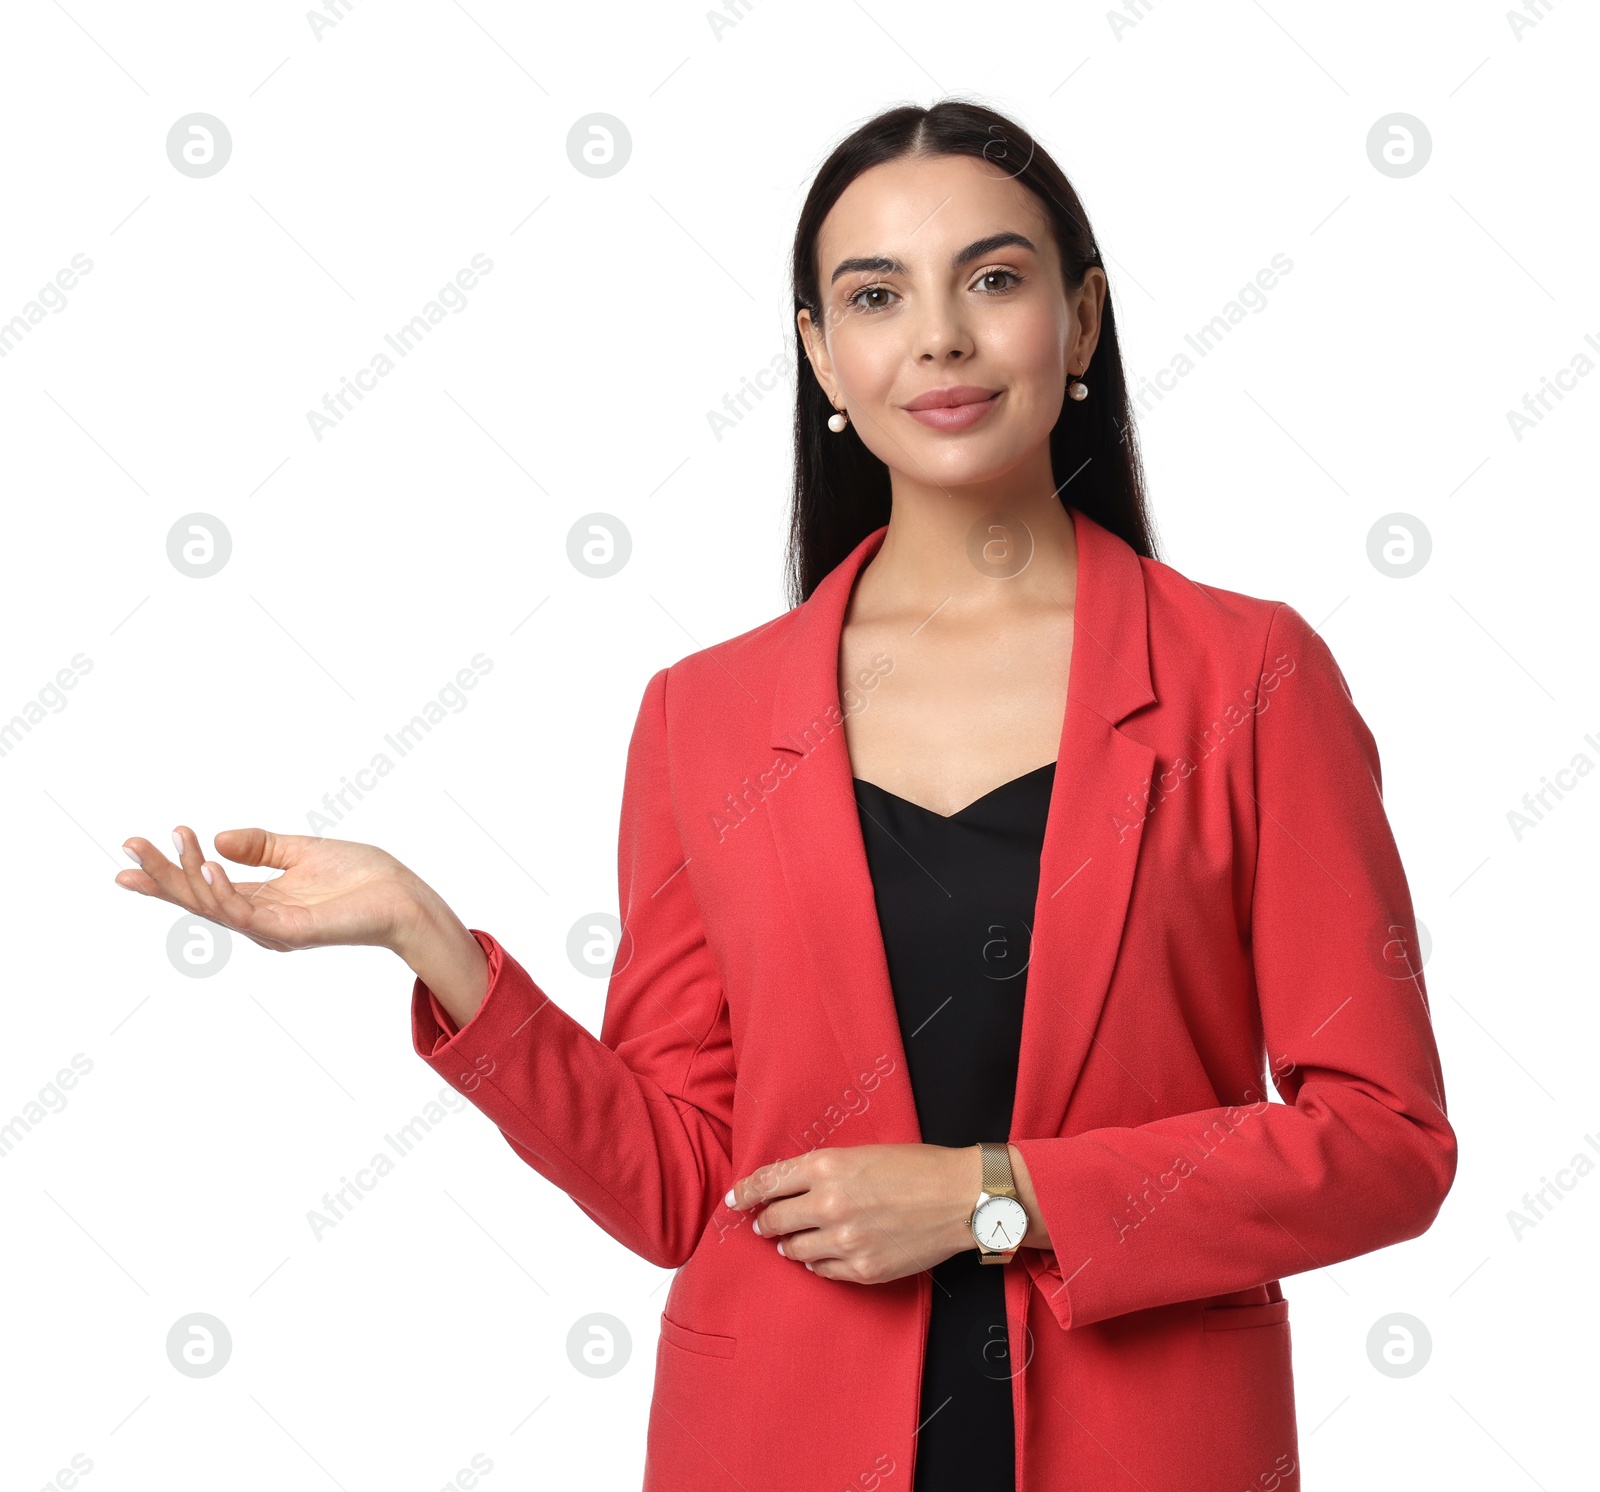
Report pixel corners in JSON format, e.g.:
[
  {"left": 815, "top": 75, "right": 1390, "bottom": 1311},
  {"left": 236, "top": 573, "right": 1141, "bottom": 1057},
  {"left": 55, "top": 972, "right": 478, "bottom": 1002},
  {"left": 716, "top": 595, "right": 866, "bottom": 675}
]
[{"left": 903, "top": 389, "right": 1003, "bottom": 431}]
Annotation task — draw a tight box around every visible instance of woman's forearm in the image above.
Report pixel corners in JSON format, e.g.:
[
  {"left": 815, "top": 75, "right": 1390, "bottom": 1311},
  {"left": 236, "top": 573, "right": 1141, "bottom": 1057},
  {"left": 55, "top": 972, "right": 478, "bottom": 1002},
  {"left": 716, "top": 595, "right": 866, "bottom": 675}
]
[
  {"left": 392, "top": 887, "right": 490, "bottom": 1030},
  {"left": 1007, "top": 1142, "right": 1053, "bottom": 1250}
]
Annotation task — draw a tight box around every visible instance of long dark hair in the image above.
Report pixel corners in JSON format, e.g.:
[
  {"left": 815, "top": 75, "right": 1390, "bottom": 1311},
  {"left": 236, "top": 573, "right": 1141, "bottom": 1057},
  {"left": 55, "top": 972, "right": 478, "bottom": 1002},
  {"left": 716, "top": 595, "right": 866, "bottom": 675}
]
[{"left": 785, "top": 97, "right": 1159, "bottom": 606}]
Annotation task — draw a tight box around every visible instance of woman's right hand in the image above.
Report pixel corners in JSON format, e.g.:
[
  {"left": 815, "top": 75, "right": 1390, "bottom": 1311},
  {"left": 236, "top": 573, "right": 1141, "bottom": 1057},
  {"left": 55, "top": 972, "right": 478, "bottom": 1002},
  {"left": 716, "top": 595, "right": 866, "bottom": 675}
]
[{"left": 115, "top": 825, "right": 425, "bottom": 955}]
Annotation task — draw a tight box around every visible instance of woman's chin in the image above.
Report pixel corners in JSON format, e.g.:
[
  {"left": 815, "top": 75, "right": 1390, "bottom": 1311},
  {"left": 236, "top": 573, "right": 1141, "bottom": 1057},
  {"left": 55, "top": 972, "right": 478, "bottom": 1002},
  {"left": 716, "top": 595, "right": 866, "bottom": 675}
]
[{"left": 891, "top": 439, "right": 1038, "bottom": 492}]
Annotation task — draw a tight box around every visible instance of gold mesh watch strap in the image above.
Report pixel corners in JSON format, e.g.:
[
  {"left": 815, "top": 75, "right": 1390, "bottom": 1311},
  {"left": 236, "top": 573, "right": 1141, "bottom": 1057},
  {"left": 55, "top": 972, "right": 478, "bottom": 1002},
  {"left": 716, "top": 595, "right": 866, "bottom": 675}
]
[{"left": 979, "top": 1141, "right": 1018, "bottom": 1199}]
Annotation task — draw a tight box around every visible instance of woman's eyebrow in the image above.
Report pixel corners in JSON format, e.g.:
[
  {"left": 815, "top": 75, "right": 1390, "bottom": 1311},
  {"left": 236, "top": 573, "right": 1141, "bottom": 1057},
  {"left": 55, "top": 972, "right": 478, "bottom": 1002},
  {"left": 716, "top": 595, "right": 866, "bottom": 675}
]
[{"left": 828, "top": 231, "right": 1037, "bottom": 285}]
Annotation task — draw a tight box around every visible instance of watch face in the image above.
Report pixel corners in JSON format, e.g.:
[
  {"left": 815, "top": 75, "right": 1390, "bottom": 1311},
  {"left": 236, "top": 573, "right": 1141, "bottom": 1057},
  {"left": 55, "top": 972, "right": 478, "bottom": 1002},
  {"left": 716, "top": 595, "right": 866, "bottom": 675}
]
[{"left": 973, "top": 1195, "right": 1028, "bottom": 1252}]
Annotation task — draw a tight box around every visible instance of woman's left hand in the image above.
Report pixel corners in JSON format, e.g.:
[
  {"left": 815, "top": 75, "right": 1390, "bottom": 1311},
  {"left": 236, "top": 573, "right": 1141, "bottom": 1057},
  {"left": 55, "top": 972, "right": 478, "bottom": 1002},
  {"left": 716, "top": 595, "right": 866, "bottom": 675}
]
[{"left": 725, "top": 1143, "right": 983, "bottom": 1284}]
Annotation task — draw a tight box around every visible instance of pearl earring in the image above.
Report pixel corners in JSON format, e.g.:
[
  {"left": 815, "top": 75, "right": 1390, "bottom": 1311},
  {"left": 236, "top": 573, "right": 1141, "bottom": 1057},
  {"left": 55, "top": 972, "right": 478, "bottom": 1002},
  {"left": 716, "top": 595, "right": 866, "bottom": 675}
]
[
  {"left": 1067, "top": 368, "right": 1089, "bottom": 401},
  {"left": 828, "top": 405, "right": 849, "bottom": 432}
]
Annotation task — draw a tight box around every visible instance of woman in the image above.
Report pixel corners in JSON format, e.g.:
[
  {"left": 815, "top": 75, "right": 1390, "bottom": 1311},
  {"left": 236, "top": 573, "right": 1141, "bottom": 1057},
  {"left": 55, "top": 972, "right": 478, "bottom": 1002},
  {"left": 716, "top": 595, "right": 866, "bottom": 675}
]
[{"left": 115, "top": 100, "right": 1456, "bottom": 1491}]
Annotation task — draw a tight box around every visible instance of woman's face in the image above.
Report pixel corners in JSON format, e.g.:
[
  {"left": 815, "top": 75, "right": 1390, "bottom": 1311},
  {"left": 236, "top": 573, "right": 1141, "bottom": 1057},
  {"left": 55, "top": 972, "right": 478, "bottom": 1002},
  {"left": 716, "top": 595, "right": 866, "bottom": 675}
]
[{"left": 798, "top": 151, "right": 1105, "bottom": 494}]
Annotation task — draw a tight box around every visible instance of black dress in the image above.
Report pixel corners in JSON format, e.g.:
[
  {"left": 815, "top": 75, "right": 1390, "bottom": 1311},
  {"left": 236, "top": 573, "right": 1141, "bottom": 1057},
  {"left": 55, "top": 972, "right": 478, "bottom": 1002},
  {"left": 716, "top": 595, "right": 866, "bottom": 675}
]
[{"left": 851, "top": 761, "right": 1056, "bottom": 1492}]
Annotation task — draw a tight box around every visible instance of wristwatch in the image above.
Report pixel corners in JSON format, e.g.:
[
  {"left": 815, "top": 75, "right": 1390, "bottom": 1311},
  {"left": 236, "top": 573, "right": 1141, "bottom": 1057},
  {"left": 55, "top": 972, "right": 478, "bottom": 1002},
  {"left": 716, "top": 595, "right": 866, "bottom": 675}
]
[{"left": 968, "top": 1142, "right": 1029, "bottom": 1264}]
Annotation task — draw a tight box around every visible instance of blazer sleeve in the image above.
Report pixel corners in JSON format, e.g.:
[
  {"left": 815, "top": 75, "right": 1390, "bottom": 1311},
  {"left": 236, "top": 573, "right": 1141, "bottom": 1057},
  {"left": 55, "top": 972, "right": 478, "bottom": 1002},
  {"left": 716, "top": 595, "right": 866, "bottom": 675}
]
[
  {"left": 1010, "top": 601, "right": 1457, "bottom": 1331},
  {"left": 409, "top": 665, "right": 736, "bottom": 1270}
]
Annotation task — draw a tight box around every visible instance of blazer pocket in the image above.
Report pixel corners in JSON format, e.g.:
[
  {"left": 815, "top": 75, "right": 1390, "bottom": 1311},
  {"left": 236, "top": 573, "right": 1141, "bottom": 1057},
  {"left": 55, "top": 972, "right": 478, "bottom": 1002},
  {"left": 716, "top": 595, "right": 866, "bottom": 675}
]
[
  {"left": 659, "top": 1310, "right": 737, "bottom": 1358},
  {"left": 1201, "top": 1298, "right": 1290, "bottom": 1332}
]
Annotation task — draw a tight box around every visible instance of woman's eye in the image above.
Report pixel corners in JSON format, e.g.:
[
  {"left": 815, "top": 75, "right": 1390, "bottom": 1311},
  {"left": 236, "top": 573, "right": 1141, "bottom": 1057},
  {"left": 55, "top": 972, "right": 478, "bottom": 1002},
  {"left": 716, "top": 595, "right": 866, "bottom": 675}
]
[
  {"left": 848, "top": 285, "right": 896, "bottom": 312},
  {"left": 846, "top": 270, "right": 1024, "bottom": 313},
  {"left": 976, "top": 269, "right": 1024, "bottom": 293}
]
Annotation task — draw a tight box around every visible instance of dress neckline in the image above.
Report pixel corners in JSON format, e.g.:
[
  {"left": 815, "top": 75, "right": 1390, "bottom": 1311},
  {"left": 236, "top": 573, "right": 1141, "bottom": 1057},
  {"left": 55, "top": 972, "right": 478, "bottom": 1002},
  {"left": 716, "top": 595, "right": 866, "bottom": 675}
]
[{"left": 852, "top": 760, "right": 1057, "bottom": 822}]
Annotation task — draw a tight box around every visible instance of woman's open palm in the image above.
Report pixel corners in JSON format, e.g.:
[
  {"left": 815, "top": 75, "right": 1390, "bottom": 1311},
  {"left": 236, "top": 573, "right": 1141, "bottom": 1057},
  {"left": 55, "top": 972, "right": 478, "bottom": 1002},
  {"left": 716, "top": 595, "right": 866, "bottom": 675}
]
[{"left": 115, "top": 825, "right": 420, "bottom": 954}]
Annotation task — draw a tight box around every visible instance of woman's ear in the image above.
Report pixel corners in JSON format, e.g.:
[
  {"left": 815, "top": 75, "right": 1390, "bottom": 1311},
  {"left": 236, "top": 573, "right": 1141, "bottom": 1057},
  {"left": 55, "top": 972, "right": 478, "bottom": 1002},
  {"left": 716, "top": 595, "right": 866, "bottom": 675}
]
[
  {"left": 1072, "top": 267, "right": 1108, "bottom": 367},
  {"left": 796, "top": 306, "right": 837, "bottom": 404}
]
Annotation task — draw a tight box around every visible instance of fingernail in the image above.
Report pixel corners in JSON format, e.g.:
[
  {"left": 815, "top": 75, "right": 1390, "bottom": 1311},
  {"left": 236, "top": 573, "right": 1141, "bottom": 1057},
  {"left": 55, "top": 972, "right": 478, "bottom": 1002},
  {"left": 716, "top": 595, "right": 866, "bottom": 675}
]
[
  {"left": 172, "top": 830, "right": 184, "bottom": 857},
  {"left": 805, "top": 1262, "right": 814, "bottom": 1271},
  {"left": 751, "top": 1217, "right": 762, "bottom": 1235},
  {"left": 200, "top": 864, "right": 214, "bottom": 885},
  {"left": 123, "top": 845, "right": 142, "bottom": 867},
  {"left": 775, "top": 1241, "right": 784, "bottom": 1256},
  {"left": 724, "top": 1189, "right": 737, "bottom": 1208}
]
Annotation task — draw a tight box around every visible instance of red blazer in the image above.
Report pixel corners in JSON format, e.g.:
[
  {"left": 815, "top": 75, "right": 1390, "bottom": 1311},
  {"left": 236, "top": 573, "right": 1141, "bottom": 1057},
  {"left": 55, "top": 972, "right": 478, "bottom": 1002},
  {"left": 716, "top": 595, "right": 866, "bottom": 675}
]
[{"left": 411, "top": 504, "right": 1456, "bottom": 1492}]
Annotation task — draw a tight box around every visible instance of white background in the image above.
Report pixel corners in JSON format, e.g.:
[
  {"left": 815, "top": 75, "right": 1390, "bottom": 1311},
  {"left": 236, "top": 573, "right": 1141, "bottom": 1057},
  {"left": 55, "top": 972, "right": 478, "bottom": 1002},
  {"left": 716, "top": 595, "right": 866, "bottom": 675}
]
[{"left": 1, "top": 1, "right": 1595, "bottom": 1488}]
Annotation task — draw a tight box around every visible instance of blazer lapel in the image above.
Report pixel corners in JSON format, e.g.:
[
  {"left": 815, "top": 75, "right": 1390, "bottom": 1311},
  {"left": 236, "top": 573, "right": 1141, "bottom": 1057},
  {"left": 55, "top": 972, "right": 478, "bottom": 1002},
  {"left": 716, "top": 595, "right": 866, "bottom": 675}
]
[
  {"left": 764, "top": 505, "right": 1157, "bottom": 1151},
  {"left": 1013, "top": 509, "right": 1157, "bottom": 1144}
]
